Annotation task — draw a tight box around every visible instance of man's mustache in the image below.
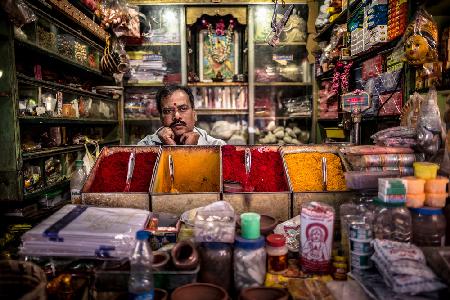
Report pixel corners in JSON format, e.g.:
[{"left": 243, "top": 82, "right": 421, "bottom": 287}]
[{"left": 170, "top": 120, "right": 186, "bottom": 127}]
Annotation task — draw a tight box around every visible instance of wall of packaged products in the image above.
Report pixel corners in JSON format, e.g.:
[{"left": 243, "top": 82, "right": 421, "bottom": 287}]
[
  {"left": 314, "top": 0, "right": 450, "bottom": 145},
  {"left": 0, "top": 0, "right": 121, "bottom": 216}
]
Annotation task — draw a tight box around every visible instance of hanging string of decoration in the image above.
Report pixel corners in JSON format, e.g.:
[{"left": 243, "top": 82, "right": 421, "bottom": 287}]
[{"left": 207, "top": 23, "right": 234, "bottom": 64}]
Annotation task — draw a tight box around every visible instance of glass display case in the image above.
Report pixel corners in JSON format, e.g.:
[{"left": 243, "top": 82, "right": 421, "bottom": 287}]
[
  {"left": 250, "top": 4, "right": 313, "bottom": 144},
  {"left": 123, "top": 5, "right": 185, "bottom": 144}
]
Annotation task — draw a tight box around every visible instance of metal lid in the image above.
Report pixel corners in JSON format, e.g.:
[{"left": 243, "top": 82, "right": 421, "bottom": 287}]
[{"left": 266, "top": 234, "right": 286, "bottom": 247}]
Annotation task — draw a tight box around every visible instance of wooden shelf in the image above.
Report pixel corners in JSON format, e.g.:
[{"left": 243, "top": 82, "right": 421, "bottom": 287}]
[
  {"left": 125, "top": 118, "right": 159, "bottom": 122},
  {"left": 124, "top": 82, "right": 166, "bottom": 87},
  {"left": 254, "top": 82, "right": 312, "bottom": 87},
  {"left": 362, "top": 115, "right": 401, "bottom": 122},
  {"left": 14, "top": 38, "right": 112, "bottom": 81},
  {"left": 17, "top": 73, "right": 117, "bottom": 102},
  {"left": 350, "top": 38, "right": 400, "bottom": 64},
  {"left": 196, "top": 109, "right": 248, "bottom": 116},
  {"left": 19, "top": 116, "right": 119, "bottom": 125},
  {"left": 254, "top": 42, "right": 307, "bottom": 46},
  {"left": 314, "top": 9, "right": 348, "bottom": 41},
  {"left": 24, "top": 179, "right": 70, "bottom": 201},
  {"left": 318, "top": 118, "right": 340, "bottom": 122},
  {"left": 255, "top": 115, "right": 311, "bottom": 120},
  {"left": 22, "top": 139, "right": 120, "bottom": 161},
  {"left": 188, "top": 82, "right": 248, "bottom": 87},
  {"left": 316, "top": 68, "right": 335, "bottom": 80},
  {"left": 128, "top": 42, "right": 181, "bottom": 46}
]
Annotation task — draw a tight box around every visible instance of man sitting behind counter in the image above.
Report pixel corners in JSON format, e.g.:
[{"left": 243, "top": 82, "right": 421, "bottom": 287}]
[{"left": 138, "top": 85, "right": 226, "bottom": 146}]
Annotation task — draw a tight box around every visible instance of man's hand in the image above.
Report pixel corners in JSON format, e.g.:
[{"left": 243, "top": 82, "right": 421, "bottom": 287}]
[
  {"left": 180, "top": 131, "right": 200, "bottom": 145},
  {"left": 157, "top": 127, "right": 176, "bottom": 145}
]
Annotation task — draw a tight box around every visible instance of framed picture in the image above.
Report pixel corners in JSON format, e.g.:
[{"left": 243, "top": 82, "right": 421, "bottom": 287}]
[{"left": 199, "top": 29, "right": 239, "bottom": 82}]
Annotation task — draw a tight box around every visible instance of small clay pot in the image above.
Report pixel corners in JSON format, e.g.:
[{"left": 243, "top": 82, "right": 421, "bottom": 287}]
[
  {"left": 152, "top": 251, "right": 170, "bottom": 270},
  {"left": 239, "top": 287, "right": 289, "bottom": 300},
  {"left": 154, "top": 288, "right": 168, "bottom": 300},
  {"left": 237, "top": 214, "right": 278, "bottom": 236},
  {"left": 171, "top": 283, "right": 229, "bottom": 300},
  {"left": 171, "top": 240, "right": 199, "bottom": 270}
]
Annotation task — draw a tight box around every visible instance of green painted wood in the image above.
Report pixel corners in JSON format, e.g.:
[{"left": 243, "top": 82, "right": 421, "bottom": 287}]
[{"left": 0, "top": 13, "right": 21, "bottom": 201}]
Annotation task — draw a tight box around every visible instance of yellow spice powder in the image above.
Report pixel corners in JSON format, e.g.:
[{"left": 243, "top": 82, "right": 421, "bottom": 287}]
[{"left": 285, "top": 153, "right": 347, "bottom": 192}]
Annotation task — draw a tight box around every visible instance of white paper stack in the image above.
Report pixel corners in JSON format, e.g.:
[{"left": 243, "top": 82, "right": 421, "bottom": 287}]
[{"left": 20, "top": 205, "right": 150, "bottom": 258}]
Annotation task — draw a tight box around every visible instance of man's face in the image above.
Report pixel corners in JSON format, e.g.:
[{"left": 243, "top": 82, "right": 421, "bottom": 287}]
[{"left": 160, "top": 90, "right": 196, "bottom": 137}]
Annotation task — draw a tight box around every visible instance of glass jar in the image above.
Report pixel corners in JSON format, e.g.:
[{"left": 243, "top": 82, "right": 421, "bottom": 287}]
[
  {"left": 411, "top": 207, "right": 446, "bottom": 247},
  {"left": 234, "top": 236, "right": 266, "bottom": 291},
  {"left": 198, "top": 242, "right": 232, "bottom": 291},
  {"left": 266, "top": 234, "right": 288, "bottom": 274},
  {"left": 373, "top": 199, "right": 412, "bottom": 243}
]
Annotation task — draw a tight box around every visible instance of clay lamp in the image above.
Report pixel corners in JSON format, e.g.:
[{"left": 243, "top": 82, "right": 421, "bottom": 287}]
[{"left": 171, "top": 240, "right": 199, "bottom": 270}]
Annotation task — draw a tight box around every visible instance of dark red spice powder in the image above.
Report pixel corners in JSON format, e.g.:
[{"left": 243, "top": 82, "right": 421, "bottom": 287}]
[
  {"left": 222, "top": 145, "right": 288, "bottom": 192},
  {"left": 89, "top": 151, "right": 158, "bottom": 192}
]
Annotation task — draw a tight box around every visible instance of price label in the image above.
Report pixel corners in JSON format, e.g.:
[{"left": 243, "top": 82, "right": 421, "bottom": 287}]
[{"left": 341, "top": 92, "right": 371, "bottom": 113}]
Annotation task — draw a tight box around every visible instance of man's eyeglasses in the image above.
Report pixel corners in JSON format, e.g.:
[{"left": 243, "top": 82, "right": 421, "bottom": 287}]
[{"left": 161, "top": 104, "right": 191, "bottom": 116}]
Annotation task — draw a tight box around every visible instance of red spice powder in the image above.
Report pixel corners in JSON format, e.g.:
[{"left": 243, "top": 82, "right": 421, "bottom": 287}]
[
  {"left": 89, "top": 151, "right": 158, "bottom": 192},
  {"left": 222, "top": 145, "right": 288, "bottom": 192}
]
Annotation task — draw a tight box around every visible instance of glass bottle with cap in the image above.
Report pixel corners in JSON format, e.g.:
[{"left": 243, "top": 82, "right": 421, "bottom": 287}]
[
  {"left": 70, "top": 160, "right": 86, "bottom": 204},
  {"left": 234, "top": 235, "right": 266, "bottom": 291},
  {"left": 266, "top": 234, "right": 288, "bottom": 274},
  {"left": 411, "top": 207, "right": 446, "bottom": 247}
]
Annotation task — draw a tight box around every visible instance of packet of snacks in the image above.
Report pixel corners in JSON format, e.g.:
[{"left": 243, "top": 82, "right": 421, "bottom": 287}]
[
  {"left": 371, "top": 239, "right": 446, "bottom": 294},
  {"left": 300, "top": 202, "right": 334, "bottom": 274}
]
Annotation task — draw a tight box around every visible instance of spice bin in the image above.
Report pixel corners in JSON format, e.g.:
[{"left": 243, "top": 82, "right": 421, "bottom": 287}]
[
  {"left": 82, "top": 146, "right": 161, "bottom": 210},
  {"left": 150, "top": 146, "right": 221, "bottom": 216},
  {"left": 282, "top": 145, "right": 357, "bottom": 233},
  {"left": 222, "top": 146, "right": 291, "bottom": 221}
]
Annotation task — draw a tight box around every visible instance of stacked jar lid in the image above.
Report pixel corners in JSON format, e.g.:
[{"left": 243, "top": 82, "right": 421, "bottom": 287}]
[{"left": 405, "top": 162, "right": 449, "bottom": 208}]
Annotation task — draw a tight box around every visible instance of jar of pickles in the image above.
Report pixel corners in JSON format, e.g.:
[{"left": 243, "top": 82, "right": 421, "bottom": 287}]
[
  {"left": 266, "top": 234, "right": 288, "bottom": 274},
  {"left": 234, "top": 236, "right": 266, "bottom": 291},
  {"left": 410, "top": 207, "right": 446, "bottom": 246},
  {"left": 373, "top": 198, "right": 412, "bottom": 243}
]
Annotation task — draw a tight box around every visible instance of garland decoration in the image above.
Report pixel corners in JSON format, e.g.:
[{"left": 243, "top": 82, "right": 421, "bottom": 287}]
[{"left": 207, "top": 23, "right": 234, "bottom": 64}]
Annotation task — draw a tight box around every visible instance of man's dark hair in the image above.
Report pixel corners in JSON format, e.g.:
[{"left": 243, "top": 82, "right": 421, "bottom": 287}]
[{"left": 156, "top": 85, "right": 195, "bottom": 114}]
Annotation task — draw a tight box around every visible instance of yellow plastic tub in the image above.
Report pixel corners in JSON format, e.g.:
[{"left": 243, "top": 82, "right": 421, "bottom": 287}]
[{"left": 413, "top": 162, "right": 439, "bottom": 180}]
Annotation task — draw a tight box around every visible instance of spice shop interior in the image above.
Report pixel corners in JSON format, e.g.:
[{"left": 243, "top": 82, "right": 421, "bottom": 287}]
[{"left": 1, "top": 0, "right": 450, "bottom": 299}]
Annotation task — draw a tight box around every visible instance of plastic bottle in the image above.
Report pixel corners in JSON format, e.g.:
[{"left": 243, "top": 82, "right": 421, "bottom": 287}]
[
  {"left": 70, "top": 160, "right": 86, "bottom": 204},
  {"left": 129, "top": 230, "right": 154, "bottom": 300}
]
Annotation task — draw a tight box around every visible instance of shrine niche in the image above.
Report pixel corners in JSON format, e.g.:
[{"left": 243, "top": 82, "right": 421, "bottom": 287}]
[{"left": 186, "top": 7, "right": 247, "bottom": 83}]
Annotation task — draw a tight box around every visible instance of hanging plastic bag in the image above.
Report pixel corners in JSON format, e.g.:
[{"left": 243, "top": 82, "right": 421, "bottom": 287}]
[
  {"left": 0, "top": 0, "right": 36, "bottom": 27},
  {"left": 83, "top": 141, "right": 99, "bottom": 175},
  {"left": 403, "top": 8, "right": 438, "bottom": 65},
  {"left": 416, "top": 88, "right": 443, "bottom": 156}
]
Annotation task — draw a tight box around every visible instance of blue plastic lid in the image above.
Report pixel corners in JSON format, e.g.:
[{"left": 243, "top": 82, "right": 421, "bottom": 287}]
[
  {"left": 136, "top": 230, "right": 150, "bottom": 240},
  {"left": 410, "top": 207, "right": 443, "bottom": 216},
  {"left": 234, "top": 235, "right": 265, "bottom": 250}
]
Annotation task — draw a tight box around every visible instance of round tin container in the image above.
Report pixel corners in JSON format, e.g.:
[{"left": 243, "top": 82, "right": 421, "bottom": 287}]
[
  {"left": 349, "top": 223, "right": 373, "bottom": 240},
  {"left": 349, "top": 239, "right": 373, "bottom": 254},
  {"left": 350, "top": 251, "right": 373, "bottom": 269}
]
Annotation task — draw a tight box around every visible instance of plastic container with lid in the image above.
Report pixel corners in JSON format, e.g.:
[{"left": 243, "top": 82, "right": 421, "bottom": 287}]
[
  {"left": 266, "top": 234, "right": 288, "bottom": 274},
  {"left": 403, "top": 177, "right": 426, "bottom": 194},
  {"left": 425, "top": 193, "right": 448, "bottom": 208},
  {"left": 373, "top": 198, "right": 412, "bottom": 243},
  {"left": 411, "top": 207, "right": 446, "bottom": 247},
  {"left": 425, "top": 177, "right": 449, "bottom": 194},
  {"left": 234, "top": 236, "right": 266, "bottom": 291},
  {"left": 413, "top": 162, "right": 439, "bottom": 180},
  {"left": 406, "top": 193, "right": 426, "bottom": 208}
]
